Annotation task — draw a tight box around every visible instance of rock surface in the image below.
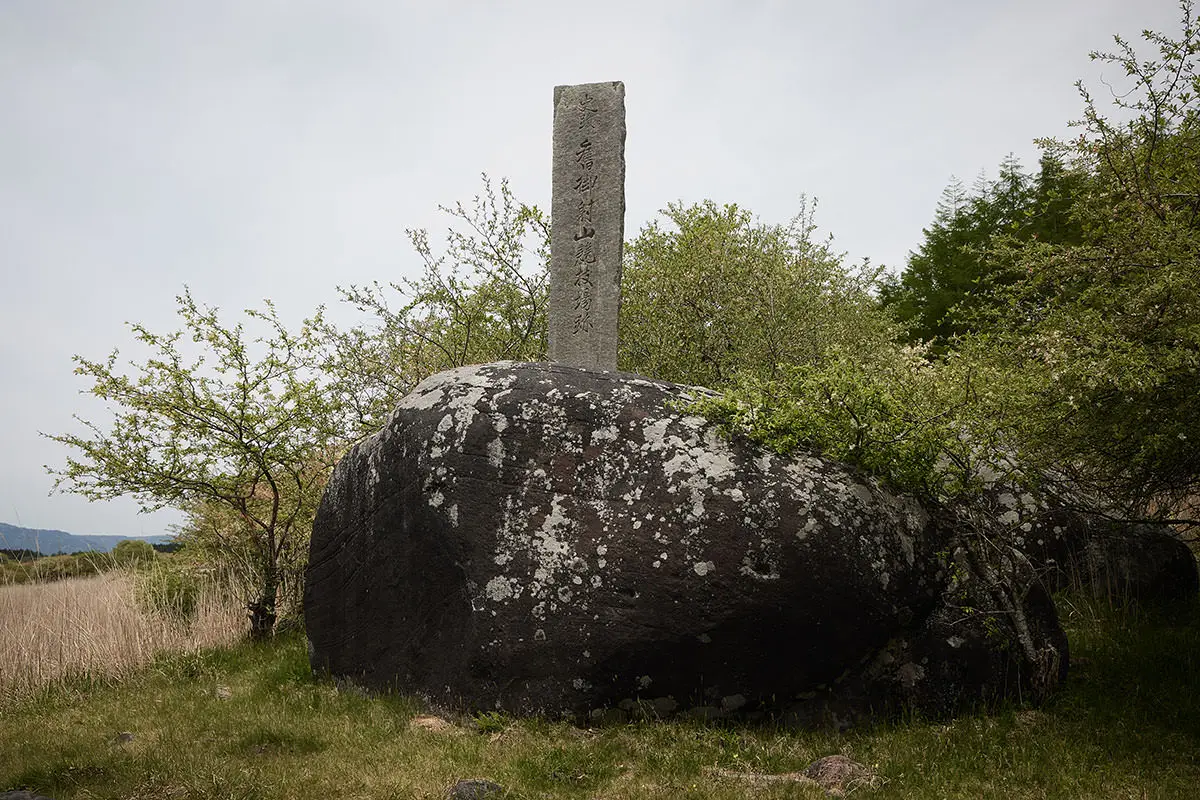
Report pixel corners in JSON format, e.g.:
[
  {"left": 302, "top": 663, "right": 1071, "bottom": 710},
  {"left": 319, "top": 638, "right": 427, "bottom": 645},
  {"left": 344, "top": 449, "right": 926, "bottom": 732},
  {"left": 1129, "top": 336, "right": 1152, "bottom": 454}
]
[
  {"left": 972, "top": 483, "right": 1198, "bottom": 604},
  {"left": 306, "top": 361, "right": 1067, "bottom": 723},
  {"left": 1073, "top": 524, "right": 1198, "bottom": 603}
]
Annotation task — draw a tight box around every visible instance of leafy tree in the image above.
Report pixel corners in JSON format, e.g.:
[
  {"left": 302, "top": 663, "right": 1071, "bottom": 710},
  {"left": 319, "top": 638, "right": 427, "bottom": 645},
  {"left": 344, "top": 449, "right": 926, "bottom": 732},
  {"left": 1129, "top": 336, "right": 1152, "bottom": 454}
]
[
  {"left": 881, "top": 154, "right": 1085, "bottom": 352},
  {"left": 324, "top": 180, "right": 904, "bottom": 435},
  {"left": 695, "top": 4, "right": 1200, "bottom": 535},
  {"left": 46, "top": 290, "right": 343, "bottom": 637},
  {"left": 955, "top": 0, "right": 1200, "bottom": 527},
  {"left": 620, "top": 199, "right": 899, "bottom": 388},
  {"left": 879, "top": 177, "right": 976, "bottom": 348},
  {"left": 320, "top": 175, "right": 549, "bottom": 438}
]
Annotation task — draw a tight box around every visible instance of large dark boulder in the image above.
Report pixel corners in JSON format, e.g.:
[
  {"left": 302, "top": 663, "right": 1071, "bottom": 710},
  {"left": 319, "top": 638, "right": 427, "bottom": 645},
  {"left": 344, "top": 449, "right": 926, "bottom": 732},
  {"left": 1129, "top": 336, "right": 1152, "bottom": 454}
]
[
  {"left": 780, "top": 537, "right": 1068, "bottom": 728},
  {"left": 970, "top": 482, "right": 1198, "bottom": 605},
  {"left": 306, "top": 361, "right": 1066, "bottom": 722},
  {"left": 1072, "top": 524, "right": 1198, "bottom": 603}
]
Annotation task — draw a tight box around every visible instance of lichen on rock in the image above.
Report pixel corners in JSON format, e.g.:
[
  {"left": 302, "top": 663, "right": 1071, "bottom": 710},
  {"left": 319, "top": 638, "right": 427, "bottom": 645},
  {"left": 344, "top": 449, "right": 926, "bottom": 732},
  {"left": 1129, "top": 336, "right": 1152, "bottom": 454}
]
[{"left": 305, "top": 361, "right": 1075, "bottom": 724}]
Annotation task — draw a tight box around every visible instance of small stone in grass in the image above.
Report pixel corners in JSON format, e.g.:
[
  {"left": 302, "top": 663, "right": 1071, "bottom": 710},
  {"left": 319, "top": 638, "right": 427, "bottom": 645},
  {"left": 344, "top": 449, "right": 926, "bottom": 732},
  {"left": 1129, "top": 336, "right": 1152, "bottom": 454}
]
[
  {"left": 446, "top": 779, "right": 505, "bottom": 799},
  {"left": 410, "top": 715, "right": 460, "bottom": 734}
]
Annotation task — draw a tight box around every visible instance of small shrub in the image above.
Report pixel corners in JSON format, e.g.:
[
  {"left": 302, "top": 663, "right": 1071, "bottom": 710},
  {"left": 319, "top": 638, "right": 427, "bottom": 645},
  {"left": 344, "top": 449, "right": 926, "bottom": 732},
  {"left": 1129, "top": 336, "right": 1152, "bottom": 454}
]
[
  {"left": 472, "top": 710, "right": 511, "bottom": 734},
  {"left": 135, "top": 560, "right": 205, "bottom": 622},
  {"left": 111, "top": 539, "right": 156, "bottom": 566},
  {"left": 0, "top": 551, "right": 115, "bottom": 586}
]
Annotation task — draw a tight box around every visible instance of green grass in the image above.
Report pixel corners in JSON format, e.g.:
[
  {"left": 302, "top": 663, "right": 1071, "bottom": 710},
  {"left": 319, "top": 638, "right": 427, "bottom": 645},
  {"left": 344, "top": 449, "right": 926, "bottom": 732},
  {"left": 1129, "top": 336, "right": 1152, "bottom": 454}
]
[
  {"left": 3, "top": 595, "right": 1199, "bottom": 799},
  {"left": 0, "top": 550, "right": 115, "bottom": 585}
]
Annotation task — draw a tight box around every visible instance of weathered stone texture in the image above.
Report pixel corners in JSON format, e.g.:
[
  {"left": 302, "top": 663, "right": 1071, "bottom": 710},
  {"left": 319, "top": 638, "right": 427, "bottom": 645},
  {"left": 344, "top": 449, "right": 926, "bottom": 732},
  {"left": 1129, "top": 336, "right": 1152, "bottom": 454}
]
[
  {"left": 305, "top": 362, "right": 1068, "bottom": 722},
  {"left": 549, "top": 81, "right": 625, "bottom": 370},
  {"left": 970, "top": 482, "right": 1198, "bottom": 604}
]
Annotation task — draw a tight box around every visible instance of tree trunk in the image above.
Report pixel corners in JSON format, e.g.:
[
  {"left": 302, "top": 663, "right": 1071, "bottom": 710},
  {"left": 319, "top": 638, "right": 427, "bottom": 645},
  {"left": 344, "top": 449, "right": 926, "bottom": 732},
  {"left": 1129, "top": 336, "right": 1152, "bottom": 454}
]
[{"left": 248, "top": 566, "right": 278, "bottom": 640}]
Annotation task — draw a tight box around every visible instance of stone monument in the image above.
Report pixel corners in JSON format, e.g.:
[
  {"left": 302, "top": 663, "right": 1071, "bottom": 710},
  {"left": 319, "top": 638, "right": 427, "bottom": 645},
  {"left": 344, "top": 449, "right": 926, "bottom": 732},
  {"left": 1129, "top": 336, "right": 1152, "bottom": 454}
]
[{"left": 549, "top": 81, "right": 626, "bottom": 370}]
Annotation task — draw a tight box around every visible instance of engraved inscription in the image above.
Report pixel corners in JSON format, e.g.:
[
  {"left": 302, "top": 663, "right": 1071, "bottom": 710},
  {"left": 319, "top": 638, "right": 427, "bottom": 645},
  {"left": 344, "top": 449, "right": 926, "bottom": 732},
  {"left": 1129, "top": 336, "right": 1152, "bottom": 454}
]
[
  {"left": 550, "top": 81, "right": 625, "bottom": 370},
  {"left": 570, "top": 95, "right": 599, "bottom": 337}
]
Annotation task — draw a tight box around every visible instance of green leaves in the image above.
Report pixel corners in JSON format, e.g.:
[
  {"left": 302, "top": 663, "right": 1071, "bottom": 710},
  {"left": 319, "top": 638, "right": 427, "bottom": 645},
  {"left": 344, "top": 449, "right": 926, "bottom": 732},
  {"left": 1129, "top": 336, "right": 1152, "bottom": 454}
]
[
  {"left": 620, "top": 198, "right": 895, "bottom": 389},
  {"left": 319, "top": 174, "right": 549, "bottom": 438},
  {"left": 939, "top": 2, "right": 1200, "bottom": 524},
  {"left": 872, "top": 3, "right": 1200, "bottom": 527},
  {"left": 880, "top": 154, "right": 1087, "bottom": 354},
  {"left": 689, "top": 344, "right": 994, "bottom": 501},
  {"left": 46, "top": 289, "right": 342, "bottom": 635}
]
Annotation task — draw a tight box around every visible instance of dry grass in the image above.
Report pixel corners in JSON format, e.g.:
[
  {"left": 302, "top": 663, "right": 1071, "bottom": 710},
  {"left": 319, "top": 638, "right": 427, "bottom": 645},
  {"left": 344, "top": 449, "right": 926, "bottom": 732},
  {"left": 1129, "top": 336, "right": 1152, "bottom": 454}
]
[{"left": 0, "top": 568, "right": 244, "bottom": 702}]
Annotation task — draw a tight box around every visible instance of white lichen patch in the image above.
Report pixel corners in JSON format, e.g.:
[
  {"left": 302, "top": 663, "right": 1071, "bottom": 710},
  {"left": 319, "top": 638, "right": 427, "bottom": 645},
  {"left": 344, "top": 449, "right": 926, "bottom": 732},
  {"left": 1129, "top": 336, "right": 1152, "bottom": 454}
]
[
  {"left": 487, "top": 436, "right": 506, "bottom": 468},
  {"left": 975, "top": 462, "right": 1003, "bottom": 486},
  {"left": 485, "top": 576, "right": 520, "bottom": 602},
  {"left": 798, "top": 517, "right": 819, "bottom": 540},
  {"left": 693, "top": 561, "right": 715, "bottom": 576},
  {"left": 364, "top": 445, "right": 384, "bottom": 494},
  {"left": 591, "top": 424, "right": 619, "bottom": 445}
]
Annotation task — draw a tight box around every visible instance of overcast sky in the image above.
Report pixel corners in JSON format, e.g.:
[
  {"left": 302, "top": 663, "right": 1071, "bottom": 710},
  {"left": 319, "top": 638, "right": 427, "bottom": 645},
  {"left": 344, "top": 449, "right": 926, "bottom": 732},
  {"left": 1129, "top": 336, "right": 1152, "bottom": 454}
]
[{"left": 0, "top": 0, "right": 1184, "bottom": 539}]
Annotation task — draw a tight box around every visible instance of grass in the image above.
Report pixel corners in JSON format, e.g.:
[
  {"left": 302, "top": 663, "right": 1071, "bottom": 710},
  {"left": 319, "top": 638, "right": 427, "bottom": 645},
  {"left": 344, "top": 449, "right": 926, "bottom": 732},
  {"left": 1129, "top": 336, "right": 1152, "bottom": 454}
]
[
  {"left": 0, "top": 566, "right": 243, "bottom": 703},
  {"left": 0, "top": 550, "right": 115, "bottom": 586},
  {"left": 1, "top": 591, "right": 1198, "bottom": 799}
]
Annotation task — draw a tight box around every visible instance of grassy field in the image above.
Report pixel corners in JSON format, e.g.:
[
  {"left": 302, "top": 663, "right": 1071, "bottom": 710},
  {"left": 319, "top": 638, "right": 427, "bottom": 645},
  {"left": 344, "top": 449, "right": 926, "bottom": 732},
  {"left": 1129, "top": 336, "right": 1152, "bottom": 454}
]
[
  {"left": 0, "top": 567, "right": 243, "bottom": 703},
  {"left": 1, "top": 583, "right": 1198, "bottom": 799}
]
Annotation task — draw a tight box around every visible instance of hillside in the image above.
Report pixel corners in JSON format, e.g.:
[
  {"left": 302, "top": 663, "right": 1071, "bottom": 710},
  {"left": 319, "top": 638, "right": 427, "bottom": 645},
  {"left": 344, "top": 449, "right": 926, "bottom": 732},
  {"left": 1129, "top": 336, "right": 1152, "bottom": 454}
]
[{"left": 0, "top": 521, "right": 173, "bottom": 555}]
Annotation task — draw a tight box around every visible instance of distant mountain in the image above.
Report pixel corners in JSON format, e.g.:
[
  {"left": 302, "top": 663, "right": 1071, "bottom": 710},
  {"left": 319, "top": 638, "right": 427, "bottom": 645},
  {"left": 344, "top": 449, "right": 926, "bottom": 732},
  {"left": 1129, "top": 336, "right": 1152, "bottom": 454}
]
[{"left": 0, "top": 522, "right": 174, "bottom": 555}]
